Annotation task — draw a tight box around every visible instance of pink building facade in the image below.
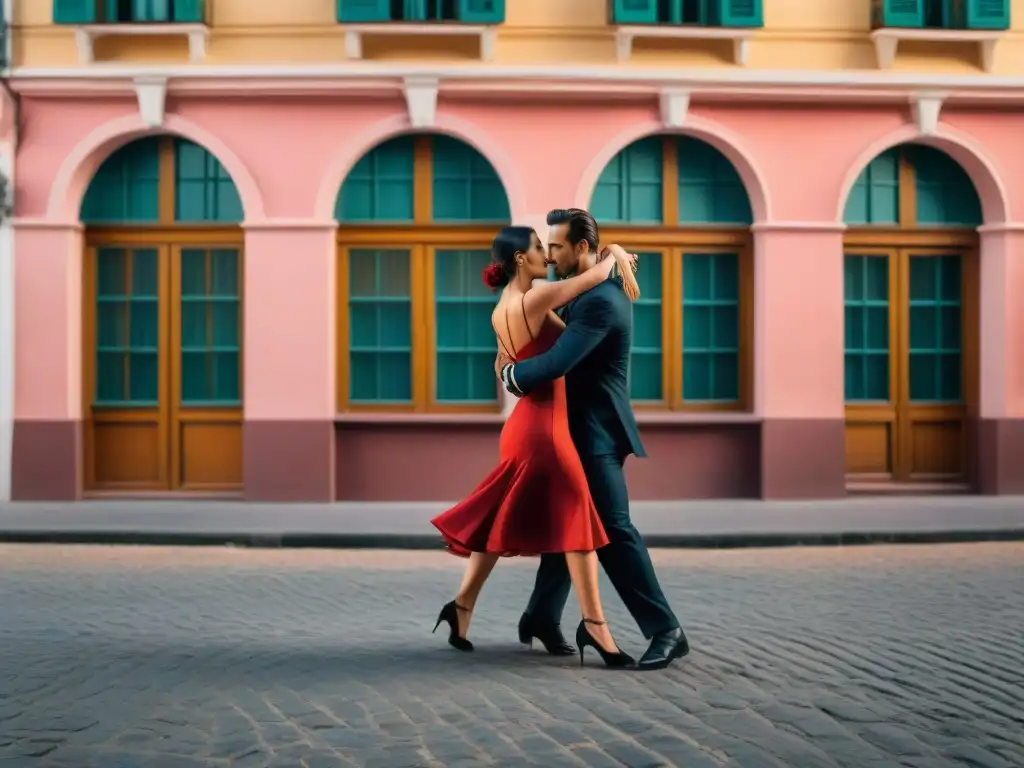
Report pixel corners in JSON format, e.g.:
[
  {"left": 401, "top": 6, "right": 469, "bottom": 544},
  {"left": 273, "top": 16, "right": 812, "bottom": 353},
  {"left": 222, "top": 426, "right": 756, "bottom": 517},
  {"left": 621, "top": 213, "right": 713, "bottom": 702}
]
[{"left": 8, "top": 72, "right": 1024, "bottom": 502}]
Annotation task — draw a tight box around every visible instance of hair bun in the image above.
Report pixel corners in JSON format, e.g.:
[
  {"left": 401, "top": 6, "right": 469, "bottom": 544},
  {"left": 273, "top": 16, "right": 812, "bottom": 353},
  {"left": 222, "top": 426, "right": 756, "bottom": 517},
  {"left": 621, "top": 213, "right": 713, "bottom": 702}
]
[{"left": 482, "top": 262, "right": 506, "bottom": 289}]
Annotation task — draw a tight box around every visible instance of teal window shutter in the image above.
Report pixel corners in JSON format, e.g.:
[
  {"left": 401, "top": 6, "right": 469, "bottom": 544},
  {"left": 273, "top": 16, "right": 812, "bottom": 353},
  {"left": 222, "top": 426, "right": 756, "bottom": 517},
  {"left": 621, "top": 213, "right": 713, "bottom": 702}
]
[
  {"left": 629, "top": 252, "right": 664, "bottom": 402},
  {"left": 435, "top": 249, "right": 499, "bottom": 404},
  {"left": 961, "top": 0, "right": 1010, "bottom": 30},
  {"left": 81, "top": 138, "right": 161, "bottom": 224},
  {"left": 844, "top": 254, "right": 890, "bottom": 402},
  {"left": 682, "top": 253, "right": 740, "bottom": 402},
  {"left": 908, "top": 256, "right": 962, "bottom": 402},
  {"left": 95, "top": 247, "right": 160, "bottom": 406},
  {"left": 53, "top": 0, "right": 96, "bottom": 23},
  {"left": 337, "top": 0, "right": 392, "bottom": 22},
  {"left": 431, "top": 136, "right": 510, "bottom": 222},
  {"left": 909, "top": 145, "right": 982, "bottom": 227},
  {"left": 457, "top": 0, "right": 505, "bottom": 23},
  {"left": 131, "top": 0, "right": 170, "bottom": 21},
  {"left": 336, "top": 137, "right": 416, "bottom": 223},
  {"left": 172, "top": 0, "right": 205, "bottom": 23},
  {"left": 611, "top": 0, "right": 658, "bottom": 24},
  {"left": 713, "top": 0, "right": 764, "bottom": 27},
  {"left": 677, "top": 137, "right": 752, "bottom": 224},
  {"left": 843, "top": 149, "right": 899, "bottom": 225},
  {"left": 590, "top": 137, "right": 663, "bottom": 224},
  {"left": 180, "top": 248, "right": 242, "bottom": 405},
  {"left": 348, "top": 250, "right": 414, "bottom": 403},
  {"left": 872, "top": 0, "right": 925, "bottom": 27},
  {"left": 403, "top": 0, "right": 426, "bottom": 21},
  {"left": 174, "top": 139, "right": 243, "bottom": 223}
]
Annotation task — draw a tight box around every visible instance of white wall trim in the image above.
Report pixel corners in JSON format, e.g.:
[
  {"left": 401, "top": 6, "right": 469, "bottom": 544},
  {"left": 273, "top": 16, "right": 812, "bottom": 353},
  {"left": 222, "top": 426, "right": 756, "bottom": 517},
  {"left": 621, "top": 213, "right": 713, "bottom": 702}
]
[
  {"left": 133, "top": 76, "right": 167, "bottom": 128},
  {"left": 403, "top": 76, "right": 439, "bottom": 129},
  {"left": 15, "top": 63, "right": 1024, "bottom": 93},
  {"left": 750, "top": 222, "right": 848, "bottom": 233}
]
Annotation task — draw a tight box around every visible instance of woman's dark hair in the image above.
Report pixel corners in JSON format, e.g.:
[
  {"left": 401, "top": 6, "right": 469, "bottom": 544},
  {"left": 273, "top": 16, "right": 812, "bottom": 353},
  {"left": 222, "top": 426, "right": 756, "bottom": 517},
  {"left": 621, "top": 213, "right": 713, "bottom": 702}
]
[
  {"left": 482, "top": 226, "right": 535, "bottom": 290},
  {"left": 546, "top": 208, "right": 599, "bottom": 253}
]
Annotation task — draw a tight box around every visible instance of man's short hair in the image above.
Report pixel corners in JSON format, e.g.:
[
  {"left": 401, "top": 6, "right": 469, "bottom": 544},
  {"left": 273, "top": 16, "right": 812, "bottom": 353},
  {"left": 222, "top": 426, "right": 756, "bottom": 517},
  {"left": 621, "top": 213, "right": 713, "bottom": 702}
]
[{"left": 547, "top": 208, "right": 599, "bottom": 253}]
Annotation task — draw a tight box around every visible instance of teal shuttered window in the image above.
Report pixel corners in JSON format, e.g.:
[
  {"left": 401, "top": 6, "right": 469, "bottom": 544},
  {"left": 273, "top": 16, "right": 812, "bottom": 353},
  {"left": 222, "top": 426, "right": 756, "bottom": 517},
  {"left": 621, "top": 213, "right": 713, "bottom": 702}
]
[
  {"left": 610, "top": 0, "right": 762, "bottom": 26},
  {"left": 435, "top": 249, "right": 498, "bottom": 404},
  {"left": 95, "top": 247, "right": 160, "bottom": 406},
  {"left": 630, "top": 253, "right": 664, "bottom": 402},
  {"left": 844, "top": 144, "right": 981, "bottom": 228},
  {"left": 82, "top": 139, "right": 161, "bottom": 224},
  {"left": 591, "top": 134, "right": 753, "bottom": 410},
  {"left": 682, "top": 253, "right": 740, "bottom": 402},
  {"left": 337, "top": 0, "right": 505, "bottom": 23},
  {"left": 908, "top": 255, "right": 962, "bottom": 402},
  {"left": 337, "top": 137, "right": 416, "bottom": 223},
  {"left": 844, "top": 255, "right": 890, "bottom": 402},
  {"left": 336, "top": 134, "right": 510, "bottom": 411},
  {"left": 872, "top": 0, "right": 1009, "bottom": 29},
  {"left": 179, "top": 248, "right": 242, "bottom": 405},
  {"left": 347, "top": 249, "right": 414, "bottom": 403},
  {"left": 55, "top": 0, "right": 205, "bottom": 23}
]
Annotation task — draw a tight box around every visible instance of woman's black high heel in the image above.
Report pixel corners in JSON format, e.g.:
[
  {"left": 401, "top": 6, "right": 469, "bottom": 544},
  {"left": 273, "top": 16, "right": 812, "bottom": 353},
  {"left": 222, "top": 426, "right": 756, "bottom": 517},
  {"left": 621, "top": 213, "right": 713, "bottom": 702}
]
[
  {"left": 575, "top": 618, "right": 635, "bottom": 668},
  {"left": 433, "top": 601, "right": 474, "bottom": 652}
]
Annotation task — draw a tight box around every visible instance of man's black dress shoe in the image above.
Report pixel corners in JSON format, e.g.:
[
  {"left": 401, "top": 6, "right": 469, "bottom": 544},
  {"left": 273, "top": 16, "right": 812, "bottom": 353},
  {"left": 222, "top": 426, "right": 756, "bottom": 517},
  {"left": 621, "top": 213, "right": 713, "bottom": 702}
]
[
  {"left": 518, "top": 612, "right": 575, "bottom": 656},
  {"left": 638, "top": 627, "right": 689, "bottom": 671}
]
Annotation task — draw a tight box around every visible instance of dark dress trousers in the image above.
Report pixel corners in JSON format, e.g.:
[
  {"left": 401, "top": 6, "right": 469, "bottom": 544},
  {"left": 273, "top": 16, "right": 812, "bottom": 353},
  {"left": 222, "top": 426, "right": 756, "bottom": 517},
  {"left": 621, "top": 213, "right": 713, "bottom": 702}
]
[{"left": 507, "top": 277, "right": 679, "bottom": 638}]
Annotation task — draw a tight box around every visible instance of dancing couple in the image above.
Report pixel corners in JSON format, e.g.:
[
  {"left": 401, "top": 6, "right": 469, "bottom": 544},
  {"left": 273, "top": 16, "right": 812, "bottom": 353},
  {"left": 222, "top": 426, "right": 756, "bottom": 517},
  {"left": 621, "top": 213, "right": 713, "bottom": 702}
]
[{"left": 431, "top": 208, "right": 689, "bottom": 671}]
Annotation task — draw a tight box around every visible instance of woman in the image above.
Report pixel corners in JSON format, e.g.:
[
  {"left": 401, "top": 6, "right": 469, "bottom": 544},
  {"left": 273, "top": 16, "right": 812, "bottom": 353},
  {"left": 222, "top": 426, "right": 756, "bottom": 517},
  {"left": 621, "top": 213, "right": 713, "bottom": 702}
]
[{"left": 431, "top": 226, "right": 640, "bottom": 668}]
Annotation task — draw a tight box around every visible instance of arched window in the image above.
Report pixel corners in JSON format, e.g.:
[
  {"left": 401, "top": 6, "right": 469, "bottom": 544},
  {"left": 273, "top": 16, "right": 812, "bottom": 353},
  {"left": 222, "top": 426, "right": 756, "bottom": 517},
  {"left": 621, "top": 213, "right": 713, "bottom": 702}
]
[
  {"left": 81, "top": 136, "right": 244, "bottom": 493},
  {"left": 335, "top": 134, "right": 510, "bottom": 412},
  {"left": 591, "top": 135, "right": 753, "bottom": 410},
  {"left": 842, "top": 143, "right": 981, "bottom": 485}
]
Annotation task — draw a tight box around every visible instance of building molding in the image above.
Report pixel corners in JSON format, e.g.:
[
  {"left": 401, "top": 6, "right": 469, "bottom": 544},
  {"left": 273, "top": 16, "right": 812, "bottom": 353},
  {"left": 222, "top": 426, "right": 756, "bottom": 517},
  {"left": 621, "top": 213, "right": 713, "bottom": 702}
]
[
  {"left": 133, "top": 76, "right": 168, "bottom": 129},
  {"left": 659, "top": 88, "right": 691, "bottom": 129},
  {"left": 910, "top": 92, "right": 946, "bottom": 136},
  {"left": 241, "top": 219, "right": 338, "bottom": 232},
  {"left": 403, "top": 76, "right": 439, "bottom": 129},
  {"left": 750, "top": 222, "right": 848, "bottom": 234},
  {"left": 16, "top": 63, "right": 1024, "bottom": 94}
]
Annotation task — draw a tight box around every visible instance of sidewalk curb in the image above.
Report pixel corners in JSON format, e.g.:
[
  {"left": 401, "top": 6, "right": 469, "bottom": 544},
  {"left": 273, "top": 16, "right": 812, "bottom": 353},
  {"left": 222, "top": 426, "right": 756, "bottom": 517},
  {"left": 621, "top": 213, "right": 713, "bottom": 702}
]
[{"left": 2, "top": 529, "right": 1023, "bottom": 549}]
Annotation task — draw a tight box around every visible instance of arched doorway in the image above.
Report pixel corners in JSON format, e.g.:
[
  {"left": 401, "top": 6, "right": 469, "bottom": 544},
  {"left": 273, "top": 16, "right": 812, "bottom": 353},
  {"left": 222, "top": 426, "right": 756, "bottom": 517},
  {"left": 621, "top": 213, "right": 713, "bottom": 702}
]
[
  {"left": 842, "top": 143, "right": 981, "bottom": 489},
  {"left": 81, "top": 135, "right": 244, "bottom": 493},
  {"left": 334, "top": 133, "right": 511, "bottom": 412},
  {"left": 590, "top": 135, "right": 754, "bottom": 411}
]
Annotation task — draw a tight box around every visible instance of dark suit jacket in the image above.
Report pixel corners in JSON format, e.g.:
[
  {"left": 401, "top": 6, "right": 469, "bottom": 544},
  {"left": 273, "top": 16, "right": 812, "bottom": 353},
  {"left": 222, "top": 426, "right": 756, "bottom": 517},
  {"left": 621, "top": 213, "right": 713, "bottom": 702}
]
[{"left": 510, "top": 276, "right": 646, "bottom": 459}]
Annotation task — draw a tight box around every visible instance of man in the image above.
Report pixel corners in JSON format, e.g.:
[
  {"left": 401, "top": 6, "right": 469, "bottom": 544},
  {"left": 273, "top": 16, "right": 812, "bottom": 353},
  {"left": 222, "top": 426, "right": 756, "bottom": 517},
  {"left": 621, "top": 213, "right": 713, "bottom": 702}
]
[{"left": 499, "top": 208, "right": 689, "bottom": 671}]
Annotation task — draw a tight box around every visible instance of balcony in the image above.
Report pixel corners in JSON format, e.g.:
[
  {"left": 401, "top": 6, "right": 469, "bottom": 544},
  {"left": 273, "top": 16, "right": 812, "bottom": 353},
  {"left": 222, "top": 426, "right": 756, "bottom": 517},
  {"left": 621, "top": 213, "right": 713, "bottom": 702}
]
[
  {"left": 870, "top": 0, "right": 1010, "bottom": 71},
  {"left": 337, "top": 0, "right": 505, "bottom": 61},
  {"left": 53, "top": 0, "right": 209, "bottom": 64},
  {"left": 610, "top": 0, "right": 763, "bottom": 65}
]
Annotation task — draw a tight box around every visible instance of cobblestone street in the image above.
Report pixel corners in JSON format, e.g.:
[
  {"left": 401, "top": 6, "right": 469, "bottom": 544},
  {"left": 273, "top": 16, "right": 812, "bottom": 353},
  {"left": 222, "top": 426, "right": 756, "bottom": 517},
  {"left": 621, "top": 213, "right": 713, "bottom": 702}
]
[{"left": 1, "top": 544, "right": 1022, "bottom": 768}]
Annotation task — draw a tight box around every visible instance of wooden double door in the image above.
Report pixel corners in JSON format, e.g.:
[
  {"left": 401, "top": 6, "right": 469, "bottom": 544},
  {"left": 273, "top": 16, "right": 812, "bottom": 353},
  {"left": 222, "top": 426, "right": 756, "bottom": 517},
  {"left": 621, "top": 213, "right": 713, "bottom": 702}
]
[
  {"left": 844, "top": 246, "right": 977, "bottom": 486},
  {"left": 83, "top": 239, "right": 244, "bottom": 493}
]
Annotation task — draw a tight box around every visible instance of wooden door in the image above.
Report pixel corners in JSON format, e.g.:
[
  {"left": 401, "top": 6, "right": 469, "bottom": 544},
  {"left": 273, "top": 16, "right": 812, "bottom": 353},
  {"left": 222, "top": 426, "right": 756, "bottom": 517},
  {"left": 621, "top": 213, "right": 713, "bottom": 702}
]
[
  {"left": 84, "top": 242, "right": 243, "bottom": 493},
  {"left": 844, "top": 247, "right": 974, "bottom": 484}
]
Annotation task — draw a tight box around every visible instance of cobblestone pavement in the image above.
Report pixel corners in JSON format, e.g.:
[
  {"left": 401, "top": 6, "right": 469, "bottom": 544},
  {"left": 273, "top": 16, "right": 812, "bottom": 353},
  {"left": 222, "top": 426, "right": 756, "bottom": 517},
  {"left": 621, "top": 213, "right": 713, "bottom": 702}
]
[{"left": 2, "top": 544, "right": 1023, "bottom": 768}]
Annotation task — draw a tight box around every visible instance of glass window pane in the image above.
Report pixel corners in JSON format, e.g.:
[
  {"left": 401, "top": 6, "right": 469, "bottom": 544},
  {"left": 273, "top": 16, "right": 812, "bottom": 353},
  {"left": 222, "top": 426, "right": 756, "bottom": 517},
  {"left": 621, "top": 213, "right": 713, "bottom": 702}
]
[
  {"left": 129, "top": 352, "right": 158, "bottom": 402},
  {"left": 683, "top": 353, "right": 711, "bottom": 401},
  {"left": 377, "top": 352, "right": 412, "bottom": 401},
  {"left": 845, "top": 305, "right": 864, "bottom": 350},
  {"left": 211, "top": 301, "right": 240, "bottom": 347},
  {"left": 181, "top": 301, "right": 208, "bottom": 348},
  {"left": 213, "top": 351, "right": 240, "bottom": 402},
  {"left": 710, "top": 353, "right": 739, "bottom": 400},
  {"left": 98, "top": 302, "right": 127, "bottom": 348},
  {"left": 909, "top": 353, "right": 937, "bottom": 401},
  {"left": 909, "top": 306, "right": 938, "bottom": 351},
  {"left": 864, "top": 354, "right": 889, "bottom": 401},
  {"left": 96, "top": 351, "right": 127, "bottom": 403},
  {"left": 711, "top": 306, "right": 738, "bottom": 349},
  {"left": 844, "top": 353, "right": 864, "bottom": 400},
  {"left": 132, "top": 249, "right": 159, "bottom": 297},
  {"left": 939, "top": 306, "right": 961, "bottom": 352},
  {"left": 181, "top": 351, "right": 210, "bottom": 402},
  {"left": 211, "top": 249, "right": 239, "bottom": 296},
  {"left": 181, "top": 249, "right": 207, "bottom": 296},
  {"left": 938, "top": 353, "right": 962, "bottom": 401},
  {"left": 864, "top": 306, "right": 888, "bottom": 351},
  {"left": 129, "top": 300, "right": 158, "bottom": 348}
]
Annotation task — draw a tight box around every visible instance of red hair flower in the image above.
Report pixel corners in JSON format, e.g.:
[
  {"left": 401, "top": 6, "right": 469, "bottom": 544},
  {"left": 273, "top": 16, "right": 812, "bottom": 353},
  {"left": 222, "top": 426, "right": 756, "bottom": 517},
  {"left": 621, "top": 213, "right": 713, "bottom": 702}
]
[{"left": 482, "top": 262, "right": 506, "bottom": 289}]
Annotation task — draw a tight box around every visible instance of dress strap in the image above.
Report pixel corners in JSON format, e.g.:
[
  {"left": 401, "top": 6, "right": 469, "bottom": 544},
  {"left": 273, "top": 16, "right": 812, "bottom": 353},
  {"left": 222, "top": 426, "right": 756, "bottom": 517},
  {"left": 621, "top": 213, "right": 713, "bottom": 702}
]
[
  {"left": 520, "top": 297, "right": 536, "bottom": 342},
  {"left": 496, "top": 300, "right": 519, "bottom": 362}
]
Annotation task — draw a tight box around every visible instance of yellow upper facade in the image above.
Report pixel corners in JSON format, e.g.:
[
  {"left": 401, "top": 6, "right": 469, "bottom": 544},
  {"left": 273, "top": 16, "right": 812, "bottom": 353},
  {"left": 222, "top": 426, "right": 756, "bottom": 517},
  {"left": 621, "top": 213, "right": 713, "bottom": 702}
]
[{"left": 12, "top": 0, "right": 1024, "bottom": 74}]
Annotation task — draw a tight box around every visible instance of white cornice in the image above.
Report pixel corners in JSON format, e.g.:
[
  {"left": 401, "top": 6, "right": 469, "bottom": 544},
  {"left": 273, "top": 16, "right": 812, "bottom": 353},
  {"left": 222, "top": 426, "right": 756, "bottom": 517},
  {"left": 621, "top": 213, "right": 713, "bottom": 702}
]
[{"left": 12, "top": 64, "right": 1024, "bottom": 105}]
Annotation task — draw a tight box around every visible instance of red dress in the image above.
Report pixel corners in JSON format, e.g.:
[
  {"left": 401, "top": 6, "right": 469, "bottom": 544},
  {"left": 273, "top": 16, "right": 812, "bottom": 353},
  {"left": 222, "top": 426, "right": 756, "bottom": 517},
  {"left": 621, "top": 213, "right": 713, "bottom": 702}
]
[{"left": 431, "top": 316, "right": 610, "bottom": 557}]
